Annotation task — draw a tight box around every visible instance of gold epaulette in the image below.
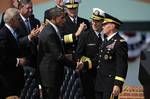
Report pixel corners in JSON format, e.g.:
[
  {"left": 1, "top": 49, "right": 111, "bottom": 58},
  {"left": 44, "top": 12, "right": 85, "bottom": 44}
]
[{"left": 80, "top": 56, "right": 92, "bottom": 69}]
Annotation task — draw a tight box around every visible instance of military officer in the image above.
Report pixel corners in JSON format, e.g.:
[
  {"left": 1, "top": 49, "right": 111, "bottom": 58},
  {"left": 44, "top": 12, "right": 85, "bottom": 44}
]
[
  {"left": 95, "top": 13, "right": 128, "bottom": 99},
  {"left": 76, "top": 8, "right": 105, "bottom": 99},
  {"left": 62, "top": 0, "right": 90, "bottom": 61}
]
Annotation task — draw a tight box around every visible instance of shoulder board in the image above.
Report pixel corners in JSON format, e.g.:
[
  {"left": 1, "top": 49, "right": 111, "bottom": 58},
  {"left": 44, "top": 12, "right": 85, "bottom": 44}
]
[{"left": 120, "top": 39, "right": 126, "bottom": 42}]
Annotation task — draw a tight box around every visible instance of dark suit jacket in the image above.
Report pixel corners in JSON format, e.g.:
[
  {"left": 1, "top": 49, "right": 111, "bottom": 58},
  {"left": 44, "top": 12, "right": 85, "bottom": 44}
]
[
  {"left": 38, "top": 23, "right": 75, "bottom": 88},
  {"left": 0, "top": 12, "right": 5, "bottom": 29},
  {"left": 139, "top": 50, "right": 150, "bottom": 85},
  {"left": 95, "top": 33, "right": 128, "bottom": 92},
  {"left": 62, "top": 15, "right": 90, "bottom": 56},
  {"left": 0, "top": 26, "right": 24, "bottom": 97},
  {"left": 17, "top": 14, "right": 40, "bottom": 68}
]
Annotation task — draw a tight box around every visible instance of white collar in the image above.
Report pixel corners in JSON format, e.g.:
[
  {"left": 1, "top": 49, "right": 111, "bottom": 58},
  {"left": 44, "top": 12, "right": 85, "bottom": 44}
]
[
  {"left": 5, "top": 24, "right": 15, "bottom": 34},
  {"left": 69, "top": 16, "right": 77, "bottom": 23},
  {"left": 95, "top": 31, "right": 100, "bottom": 37},
  {"left": 20, "top": 14, "right": 29, "bottom": 22},
  {"left": 56, "top": 5, "right": 63, "bottom": 9},
  {"left": 107, "top": 32, "right": 117, "bottom": 41},
  {"left": 95, "top": 31, "right": 104, "bottom": 40}
]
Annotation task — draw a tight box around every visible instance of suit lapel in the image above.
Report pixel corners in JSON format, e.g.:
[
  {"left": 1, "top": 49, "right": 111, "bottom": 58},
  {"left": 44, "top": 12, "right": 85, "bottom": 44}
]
[
  {"left": 5, "top": 26, "right": 19, "bottom": 46},
  {"left": 66, "top": 15, "right": 78, "bottom": 31},
  {"left": 90, "top": 27, "right": 102, "bottom": 45},
  {"left": 20, "top": 18, "right": 29, "bottom": 34},
  {"left": 49, "top": 24, "right": 64, "bottom": 50}
]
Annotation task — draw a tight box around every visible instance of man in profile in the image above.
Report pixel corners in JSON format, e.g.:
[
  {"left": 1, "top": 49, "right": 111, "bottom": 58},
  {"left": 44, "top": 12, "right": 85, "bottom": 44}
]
[
  {"left": 0, "top": 8, "right": 26, "bottom": 99},
  {"left": 38, "top": 7, "right": 82, "bottom": 99}
]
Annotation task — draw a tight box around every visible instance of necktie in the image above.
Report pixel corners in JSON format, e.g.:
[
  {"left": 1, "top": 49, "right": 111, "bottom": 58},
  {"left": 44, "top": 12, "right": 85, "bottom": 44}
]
[
  {"left": 73, "top": 18, "right": 76, "bottom": 24},
  {"left": 12, "top": 31, "right": 17, "bottom": 40},
  {"left": 25, "top": 19, "right": 31, "bottom": 33},
  {"left": 12, "top": 31, "right": 19, "bottom": 45},
  {"left": 98, "top": 33, "right": 102, "bottom": 42},
  {"left": 103, "top": 34, "right": 107, "bottom": 45}
]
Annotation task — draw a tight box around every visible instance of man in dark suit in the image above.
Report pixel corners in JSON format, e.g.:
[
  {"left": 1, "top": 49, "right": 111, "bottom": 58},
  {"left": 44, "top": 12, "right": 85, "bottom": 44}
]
[
  {"left": 76, "top": 8, "right": 105, "bottom": 99},
  {"left": 139, "top": 49, "right": 150, "bottom": 99},
  {"left": 0, "top": 8, "right": 26, "bottom": 99},
  {"left": 38, "top": 7, "right": 80, "bottom": 99},
  {"left": 17, "top": 0, "right": 41, "bottom": 70},
  {"left": 95, "top": 14, "right": 128, "bottom": 99}
]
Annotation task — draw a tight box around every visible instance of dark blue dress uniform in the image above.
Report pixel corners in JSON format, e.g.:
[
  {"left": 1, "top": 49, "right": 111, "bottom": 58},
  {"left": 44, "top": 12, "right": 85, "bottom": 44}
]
[
  {"left": 62, "top": 0, "right": 90, "bottom": 60},
  {"left": 95, "top": 14, "right": 128, "bottom": 99},
  {"left": 95, "top": 33, "right": 128, "bottom": 90},
  {"left": 76, "top": 27, "right": 102, "bottom": 99},
  {"left": 76, "top": 8, "right": 105, "bottom": 99}
]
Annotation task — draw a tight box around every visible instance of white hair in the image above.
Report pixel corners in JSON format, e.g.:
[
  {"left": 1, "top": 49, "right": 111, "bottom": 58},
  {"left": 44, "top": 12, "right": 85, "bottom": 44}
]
[{"left": 3, "top": 8, "right": 19, "bottom": 23}]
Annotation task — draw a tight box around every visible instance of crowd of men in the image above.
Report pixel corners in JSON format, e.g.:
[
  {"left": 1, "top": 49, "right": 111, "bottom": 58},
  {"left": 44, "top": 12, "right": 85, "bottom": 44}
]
[{"left": 0, "top": 0, "right": 129, "bottom": 99}]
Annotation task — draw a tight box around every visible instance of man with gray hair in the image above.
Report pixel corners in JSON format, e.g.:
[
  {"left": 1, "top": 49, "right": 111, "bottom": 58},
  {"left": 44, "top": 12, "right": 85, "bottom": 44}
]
[{"left": 0, "top": 8, "right": 26, "bottom": 99}]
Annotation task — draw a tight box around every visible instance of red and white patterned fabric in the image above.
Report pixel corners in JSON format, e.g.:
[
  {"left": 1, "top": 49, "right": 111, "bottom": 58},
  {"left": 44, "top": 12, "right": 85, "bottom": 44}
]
[{"left": 120, "top": 32, "right": 148, "bottom": 62}]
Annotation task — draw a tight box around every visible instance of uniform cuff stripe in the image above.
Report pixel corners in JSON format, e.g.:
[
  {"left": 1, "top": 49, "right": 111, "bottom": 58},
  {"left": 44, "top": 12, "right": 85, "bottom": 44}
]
[
  {"left": 64, "top": 34, "right": 73, "bottom": 43},
  {"left": 80, "top": 56, "right": 92, "bottom": 69},
  {"left": 115, "top": 76, "right": 125, "bottom": 82}
]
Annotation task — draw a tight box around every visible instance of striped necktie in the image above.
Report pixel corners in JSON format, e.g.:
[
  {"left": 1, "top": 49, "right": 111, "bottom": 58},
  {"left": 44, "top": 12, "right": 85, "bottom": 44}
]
[
  {"left": 25, "top": 19, "right": 31, "bottom": 32},
  {"left": 12, "top": 31, "right": 17, "bottom": 40}
]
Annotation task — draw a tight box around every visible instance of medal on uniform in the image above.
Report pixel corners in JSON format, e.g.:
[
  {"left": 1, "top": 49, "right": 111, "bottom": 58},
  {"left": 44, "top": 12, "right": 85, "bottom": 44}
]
[
  {"left": 104, "top": 54, "right": 108, "bottom": 60},
  {"left": 109, "top": 56, "right": 112, "bottom": 60}
]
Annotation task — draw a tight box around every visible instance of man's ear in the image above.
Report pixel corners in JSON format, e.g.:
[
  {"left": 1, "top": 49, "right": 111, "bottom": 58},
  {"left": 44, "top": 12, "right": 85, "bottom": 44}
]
[{"left": 111, "top": 23, "right": 116, "bottom": 29}]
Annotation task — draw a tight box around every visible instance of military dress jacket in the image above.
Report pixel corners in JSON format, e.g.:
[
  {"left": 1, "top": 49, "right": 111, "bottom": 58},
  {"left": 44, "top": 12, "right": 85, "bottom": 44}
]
[
  {"left": 76, "top": 26, "right": 102, "bottom": 70},
  {"left": 76, "top": 26, "right": 102, "bottom": 99},
  {"left": 95, "top": 33, "right": 128, "bottom": 92},
  {"left": 62, "top": 15, "right": 90, "bottom": 57}
]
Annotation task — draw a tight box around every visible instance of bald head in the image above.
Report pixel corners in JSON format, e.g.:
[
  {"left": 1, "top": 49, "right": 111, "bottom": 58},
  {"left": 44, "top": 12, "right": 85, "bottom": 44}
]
[{"left": 4, "top": 8, "right": 20, "bottom": 24}]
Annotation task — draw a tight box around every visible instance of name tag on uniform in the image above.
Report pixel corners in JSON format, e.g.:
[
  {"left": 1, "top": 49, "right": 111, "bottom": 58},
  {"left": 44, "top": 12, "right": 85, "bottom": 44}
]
[{"left": 87, "top": 43, "right": 96, "bottom": 46}]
